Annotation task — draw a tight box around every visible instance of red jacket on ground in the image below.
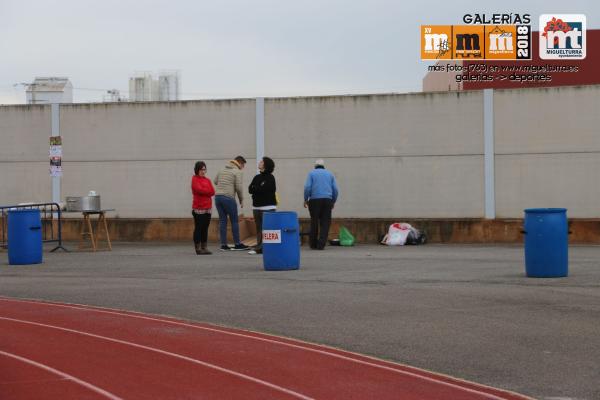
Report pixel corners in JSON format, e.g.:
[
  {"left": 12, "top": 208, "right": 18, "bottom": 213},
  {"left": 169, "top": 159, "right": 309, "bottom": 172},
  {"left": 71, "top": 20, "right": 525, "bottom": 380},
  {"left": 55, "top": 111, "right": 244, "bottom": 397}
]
[{"left": 191, "top": 175, "right": 215, "bottom": 210}]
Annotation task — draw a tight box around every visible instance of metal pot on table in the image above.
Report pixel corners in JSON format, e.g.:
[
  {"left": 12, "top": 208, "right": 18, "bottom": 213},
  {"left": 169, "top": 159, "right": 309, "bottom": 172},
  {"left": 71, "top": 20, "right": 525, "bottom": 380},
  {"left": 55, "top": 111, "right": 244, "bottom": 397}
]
[{"left": 66, "top": 195, "right": 101, "bottom": 212}]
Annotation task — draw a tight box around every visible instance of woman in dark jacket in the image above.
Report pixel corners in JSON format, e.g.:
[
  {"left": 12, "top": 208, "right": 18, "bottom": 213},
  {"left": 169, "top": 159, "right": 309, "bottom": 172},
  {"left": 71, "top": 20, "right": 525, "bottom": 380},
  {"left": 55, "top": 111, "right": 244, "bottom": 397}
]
[
  {"left": 247, "top": 157, "right": 276, "bottom": 254},
  {"left": 191, "top": 161, "right": 215, "bottom": 255}
]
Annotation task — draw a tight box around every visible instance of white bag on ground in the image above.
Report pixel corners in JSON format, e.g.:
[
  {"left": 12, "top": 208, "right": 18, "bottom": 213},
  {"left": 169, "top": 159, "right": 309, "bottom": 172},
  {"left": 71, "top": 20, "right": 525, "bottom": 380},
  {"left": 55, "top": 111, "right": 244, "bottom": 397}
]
[{"left": 381, "top": 223, "right": 412, "bottom": 246}]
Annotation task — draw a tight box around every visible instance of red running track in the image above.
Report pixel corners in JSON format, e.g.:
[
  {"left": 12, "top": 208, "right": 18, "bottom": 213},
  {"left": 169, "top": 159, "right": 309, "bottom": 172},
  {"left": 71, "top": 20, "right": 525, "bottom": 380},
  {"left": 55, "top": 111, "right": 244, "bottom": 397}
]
[{"left": 0, "top": 297, "right": 532, "bottom": 400}]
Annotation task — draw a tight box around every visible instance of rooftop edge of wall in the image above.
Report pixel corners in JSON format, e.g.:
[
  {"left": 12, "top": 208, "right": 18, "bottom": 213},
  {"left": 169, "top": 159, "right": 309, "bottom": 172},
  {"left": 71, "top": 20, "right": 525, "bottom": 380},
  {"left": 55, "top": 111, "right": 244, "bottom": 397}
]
[{"left": 2, "top": 83, "right": 599, "bottom": 109}]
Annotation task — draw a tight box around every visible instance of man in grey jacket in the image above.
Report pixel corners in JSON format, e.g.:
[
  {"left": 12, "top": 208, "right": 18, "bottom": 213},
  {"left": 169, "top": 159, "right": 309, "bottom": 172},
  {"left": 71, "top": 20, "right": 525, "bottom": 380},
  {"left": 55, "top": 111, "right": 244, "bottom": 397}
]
[{"left": 214, "top": 156, "right": 249, "bottom": 251}]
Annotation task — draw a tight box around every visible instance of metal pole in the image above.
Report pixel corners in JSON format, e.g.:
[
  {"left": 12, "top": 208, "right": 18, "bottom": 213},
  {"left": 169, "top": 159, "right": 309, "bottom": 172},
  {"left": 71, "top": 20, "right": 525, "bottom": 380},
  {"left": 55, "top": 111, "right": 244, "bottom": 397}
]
[
  {"left": 255, "top": 97, "right": 265, "bottom": 172},
  {"left": 51, "top": 103, "right": 61, "bottom": 206},
  {"left": 483, "top": 89, "right": 495, "bottom": 219}
]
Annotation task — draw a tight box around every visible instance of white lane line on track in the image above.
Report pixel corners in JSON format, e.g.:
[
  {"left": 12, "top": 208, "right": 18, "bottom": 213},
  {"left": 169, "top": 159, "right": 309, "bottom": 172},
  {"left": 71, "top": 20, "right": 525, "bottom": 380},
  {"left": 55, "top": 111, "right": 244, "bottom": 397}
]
[
  {"left": 0, "top": 297, "right": 532, "bottom": 400},
  {"left": 0, "top": 378, "right": 69, "bottom": 386},
  {"left": 0, "top": 316, "right": 314, "bottom": 400},
  {"left": 0, "top": 350, "right": 123, "bottom": 400}
]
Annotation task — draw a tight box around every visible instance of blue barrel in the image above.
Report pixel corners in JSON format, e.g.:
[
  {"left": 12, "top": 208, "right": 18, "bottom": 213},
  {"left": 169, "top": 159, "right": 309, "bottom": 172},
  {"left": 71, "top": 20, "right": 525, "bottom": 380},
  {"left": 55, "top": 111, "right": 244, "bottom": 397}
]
[
  {"left": 262, "top": 211, "right": 300, "bottom": 271},
  {"left": 523, "top": 208, "right": 568, "bottom": 277},
  {"left": 8, "top": 209, "right": 43, "bottom": 265}
]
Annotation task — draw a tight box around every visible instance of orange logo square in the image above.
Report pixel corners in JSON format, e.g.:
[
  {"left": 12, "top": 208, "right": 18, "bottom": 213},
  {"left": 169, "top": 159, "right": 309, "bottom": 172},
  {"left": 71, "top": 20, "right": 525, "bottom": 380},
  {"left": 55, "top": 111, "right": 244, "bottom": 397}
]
[
  {"left": 485, "top": 25, "right": 517, "bottom": 59},
  {"left": 453, "top": 25, "right": 484, "bottom": 59},
  {"left": 421, "top": 25, "right": 453, "bottom": 60}
]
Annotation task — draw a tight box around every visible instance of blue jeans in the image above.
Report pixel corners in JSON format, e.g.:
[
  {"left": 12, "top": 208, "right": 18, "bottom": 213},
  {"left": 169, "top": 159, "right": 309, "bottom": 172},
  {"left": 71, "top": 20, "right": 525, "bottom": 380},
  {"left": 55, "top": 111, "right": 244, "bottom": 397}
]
[{"left": 214, "top": 195, "right": 240, "bottom": 246}]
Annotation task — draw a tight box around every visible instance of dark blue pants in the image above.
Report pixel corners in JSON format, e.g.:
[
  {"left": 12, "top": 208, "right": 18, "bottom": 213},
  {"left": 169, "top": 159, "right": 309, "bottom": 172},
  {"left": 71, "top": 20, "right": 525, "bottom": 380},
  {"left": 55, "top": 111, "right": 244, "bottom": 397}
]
[{"left": 215, "top": 195, "right": 240, "bottom": 246}]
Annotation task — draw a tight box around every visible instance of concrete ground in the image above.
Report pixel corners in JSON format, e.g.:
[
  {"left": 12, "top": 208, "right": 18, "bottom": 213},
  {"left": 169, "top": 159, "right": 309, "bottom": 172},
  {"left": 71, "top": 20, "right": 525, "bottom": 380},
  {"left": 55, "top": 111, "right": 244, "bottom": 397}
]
[{"left": 1, "top": 242, "right": 599, "bottom": 400}]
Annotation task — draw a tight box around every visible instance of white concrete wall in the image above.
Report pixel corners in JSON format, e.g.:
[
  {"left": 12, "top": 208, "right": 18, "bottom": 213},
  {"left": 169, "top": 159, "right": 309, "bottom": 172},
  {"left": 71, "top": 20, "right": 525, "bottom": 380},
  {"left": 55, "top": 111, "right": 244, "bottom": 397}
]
[
  {"left": 265, "top": 93, "right": 484, "bottom": 218},
  {"left": 58, "top": 100, "right": 256, "bottom": 217},
  {"left": 0, "top": 106, "right": 52, "bottom": 205},
  {"left": 494, "top": 85, "right": 600, "bottom": 217},
  {"left": 2, "top": 86, "right": 599, "bottom": 219}
]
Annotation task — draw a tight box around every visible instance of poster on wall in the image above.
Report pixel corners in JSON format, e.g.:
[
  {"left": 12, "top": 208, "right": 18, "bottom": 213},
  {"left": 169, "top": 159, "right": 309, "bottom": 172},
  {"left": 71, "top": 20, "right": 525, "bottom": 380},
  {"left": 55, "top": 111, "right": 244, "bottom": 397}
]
[
  {"left": 50, "top": 156, "right": 62, "bottom": 177},
  {"left": 49, "top": 136, "right": 63, "bottom": 177},
  {"left": 50, "top": 165, "right": 62, "bottom": 177},
  {"left": 49, "top": 145, "right": 62, "bottom": 157}
]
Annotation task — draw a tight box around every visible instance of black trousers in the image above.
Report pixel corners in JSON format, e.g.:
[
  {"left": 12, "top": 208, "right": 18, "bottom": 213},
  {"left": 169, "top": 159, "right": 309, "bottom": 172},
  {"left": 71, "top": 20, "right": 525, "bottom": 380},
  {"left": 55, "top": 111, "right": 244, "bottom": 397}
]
[
  {"left": 308, "top": 199, "right": 333, "bottom": 249},
  {"left": 252, "top": 209, "right": 265, "bottom": 251},
  {"left": 192, "top": 212, "right": 211, "bottom": 244}
]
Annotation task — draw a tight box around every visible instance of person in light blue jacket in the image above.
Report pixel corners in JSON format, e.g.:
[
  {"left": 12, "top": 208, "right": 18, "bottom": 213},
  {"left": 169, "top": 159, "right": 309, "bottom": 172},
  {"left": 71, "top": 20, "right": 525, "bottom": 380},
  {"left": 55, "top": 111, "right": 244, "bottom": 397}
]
[{"left": 303, "top": 159, "right": 339, "bottom": 250}]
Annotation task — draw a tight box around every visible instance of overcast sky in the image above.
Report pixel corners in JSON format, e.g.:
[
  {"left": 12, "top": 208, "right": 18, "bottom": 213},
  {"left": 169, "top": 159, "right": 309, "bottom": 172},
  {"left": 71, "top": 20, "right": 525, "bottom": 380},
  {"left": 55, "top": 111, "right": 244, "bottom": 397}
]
[{"left": 1, "top": 0, "right": 597, "bottom": 103}]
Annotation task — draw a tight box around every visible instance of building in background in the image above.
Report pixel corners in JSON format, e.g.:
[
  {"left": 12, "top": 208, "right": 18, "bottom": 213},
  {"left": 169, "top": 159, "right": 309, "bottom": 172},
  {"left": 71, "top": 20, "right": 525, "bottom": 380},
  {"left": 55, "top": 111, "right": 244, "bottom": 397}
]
[
  {"left": 422, "top": 61, "right": 464, "bottom": 92},
  {"left": 423, "top": 29, "right": 600, "bottom": 92},
  {"left": 157, "top": 70, "right": 180, "bottom": 101},
  {"left": 129, "top": 72, "right": 155, "bottom": 101},
  {"left": 129, "top": 71, "right": 180, "bottom": 101},
  {"left": 26, "top": 77, "right": 73, "bottom": 104}
]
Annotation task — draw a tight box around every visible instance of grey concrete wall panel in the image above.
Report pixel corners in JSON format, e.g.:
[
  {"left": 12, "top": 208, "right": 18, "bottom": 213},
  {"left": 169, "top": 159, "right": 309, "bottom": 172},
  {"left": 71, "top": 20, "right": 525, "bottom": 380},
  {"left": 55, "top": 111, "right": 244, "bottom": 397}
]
[
  {"left": 495, "top": 86, "right": 600, "bottom": 154},
  {"left": 0, "top": 163, "right": 51, "bottom": 205},
  {"left": 59, "top": 100, "right": 256, "bottom": 161},
  {"left": 0, "top": 106, "right": 52, "bottom": 205},
  {"left": 494, "top": 85, "right": 600, "bottom": 217},
  {"left": 3, "top": 86, "right": 599, "bottom": 219},
  {"left": 496, "top": 153, "right": 600, "bottom": 218},
  {"left": 0, "top": 106, "right": 51, "bottom": 162},
  {"left": 264, "top": 92, "right": 484, "bottom": 158}
]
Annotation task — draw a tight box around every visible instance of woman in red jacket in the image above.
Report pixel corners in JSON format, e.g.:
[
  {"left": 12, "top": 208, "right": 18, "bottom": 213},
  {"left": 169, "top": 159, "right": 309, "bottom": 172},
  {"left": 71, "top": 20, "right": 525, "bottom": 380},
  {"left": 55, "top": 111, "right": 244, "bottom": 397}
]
[{"left": 191, "top": 161, "right": 215, "bottom": 255}]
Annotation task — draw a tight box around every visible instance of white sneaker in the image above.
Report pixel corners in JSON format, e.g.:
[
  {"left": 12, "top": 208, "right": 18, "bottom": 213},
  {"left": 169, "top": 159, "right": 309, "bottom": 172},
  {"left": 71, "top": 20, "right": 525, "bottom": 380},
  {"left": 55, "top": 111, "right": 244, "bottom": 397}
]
[{"left": 248, "top": 250, "right": 257, "bottom": 255}]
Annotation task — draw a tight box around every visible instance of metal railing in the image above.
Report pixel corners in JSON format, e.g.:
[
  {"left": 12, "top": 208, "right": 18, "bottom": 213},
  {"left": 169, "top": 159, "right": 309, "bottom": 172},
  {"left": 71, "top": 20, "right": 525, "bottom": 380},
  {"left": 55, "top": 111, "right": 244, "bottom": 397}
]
[{"left": 0, "top": 202, "right": 68, "bottom": 252}]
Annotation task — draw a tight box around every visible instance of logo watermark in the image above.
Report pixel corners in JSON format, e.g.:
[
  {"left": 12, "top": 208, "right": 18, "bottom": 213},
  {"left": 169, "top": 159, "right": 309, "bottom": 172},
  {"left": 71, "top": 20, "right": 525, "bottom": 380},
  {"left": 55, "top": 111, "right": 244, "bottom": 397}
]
[{"left": 539, "top": 14, "right": 586, "bottom": 60}]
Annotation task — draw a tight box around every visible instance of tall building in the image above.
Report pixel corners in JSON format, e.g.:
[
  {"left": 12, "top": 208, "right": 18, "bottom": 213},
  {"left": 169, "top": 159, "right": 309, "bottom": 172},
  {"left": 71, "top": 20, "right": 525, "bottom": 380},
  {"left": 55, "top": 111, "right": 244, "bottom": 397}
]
[
  {"left": 157, "top": 71, "right": 180, "bottom": 101},
  {"left": 26, "top": 77, "right": 73, "bottom": 104},
  {"left": 129, "top": 71, "right": 181, "bottom": 101},
  {"left": 129, "top": 72, "right": 154, "bottom": 101}
]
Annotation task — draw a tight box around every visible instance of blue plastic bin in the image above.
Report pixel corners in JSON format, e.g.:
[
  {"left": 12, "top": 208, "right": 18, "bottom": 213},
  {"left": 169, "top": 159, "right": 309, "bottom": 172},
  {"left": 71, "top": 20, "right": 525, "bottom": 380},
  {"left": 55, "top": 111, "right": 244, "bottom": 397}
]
[
  {"left": 262, "top": 211, "right": 300, "bottom": 271},
  {"left": 8, "top": 209, "right": 43, "bottom": 265},
  {"left": 523, "top": 208, "right": 568, "bottom": 277}
]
